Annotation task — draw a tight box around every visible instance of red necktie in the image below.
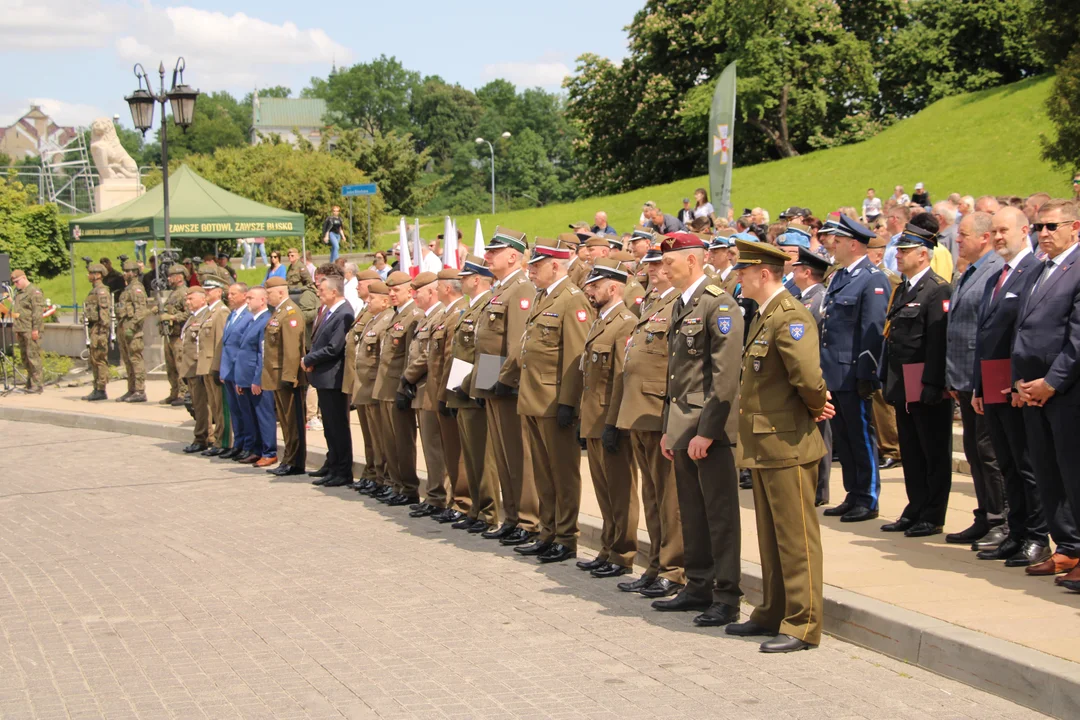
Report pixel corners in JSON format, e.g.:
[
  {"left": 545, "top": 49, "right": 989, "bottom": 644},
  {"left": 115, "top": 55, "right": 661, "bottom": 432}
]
[{"left": 991, "top": 265, "right": 1008, "bottom": 301}]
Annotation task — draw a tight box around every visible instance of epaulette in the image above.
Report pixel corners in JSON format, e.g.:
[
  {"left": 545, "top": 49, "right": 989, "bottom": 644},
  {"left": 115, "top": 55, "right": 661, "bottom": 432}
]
[
  {"left": 621, "top": 311, "right": 635, "bottom": 321},
  {"left": 569, "top": 286, "right": 581, "bottom": 294},
  {"left": 930, "top": 274, "right": 948, "bottom": 285},
  {"left": 516, "top": 276, "right": 527, "bottom": 284},
  {"left": 780, "top": 297, "right": 797, "bottom": 311},
  {"left": 868, "top": 266, "right": 879, "bottom": 274},
  {"left": 704, "top": 285, "right": 722, "bottom": 297}
]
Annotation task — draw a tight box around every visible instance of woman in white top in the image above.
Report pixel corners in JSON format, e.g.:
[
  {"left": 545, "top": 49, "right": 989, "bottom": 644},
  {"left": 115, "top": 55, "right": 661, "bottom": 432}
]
[{"left": 692, "top": 187, "right": 714, "bottom": 220}]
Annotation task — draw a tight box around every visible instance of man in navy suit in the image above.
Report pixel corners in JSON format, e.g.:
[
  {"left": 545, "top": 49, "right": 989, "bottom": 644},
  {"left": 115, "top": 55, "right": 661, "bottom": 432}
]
[
  {"left": 234, "top": 286, "right": 277, "bottom": 467},
  {"left": 217, "top": 283, "right": 253, "bottom": 460},
  {"left": 820, "top": 215, "right": 892, "bottom": 523},
  {"left": 303, "top": 275, "right": 355, "bottom": 487},
  {"left": 1012, "top": 198, "right": 1080, "bottom": 588},
  {"left": 971, "top": 206, "right": 1052, "bottom": 568}
]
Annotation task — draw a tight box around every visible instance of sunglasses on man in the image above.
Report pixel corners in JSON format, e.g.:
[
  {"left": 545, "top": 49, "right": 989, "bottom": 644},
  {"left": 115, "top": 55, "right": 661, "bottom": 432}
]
[{"left": 1033, "top": 222, "right": 1075, "bottom": 232}]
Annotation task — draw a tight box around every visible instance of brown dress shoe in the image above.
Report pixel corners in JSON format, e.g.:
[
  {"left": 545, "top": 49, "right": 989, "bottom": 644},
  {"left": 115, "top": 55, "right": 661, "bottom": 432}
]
[
  {"left": 254, "top": 456, "right": 278, "bottom": 468},
  {"left": 1054, "top": 564, "right": 1080, "bottom": 586},
  {"left": 1025, "top": 553, "right": 1079, "bottom": 576}
]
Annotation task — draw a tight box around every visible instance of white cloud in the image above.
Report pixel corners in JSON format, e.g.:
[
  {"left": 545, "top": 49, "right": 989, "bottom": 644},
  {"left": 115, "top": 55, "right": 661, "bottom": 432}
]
[
  {"left": 0, "top": 0, "right": 117, "bottom": 49},
  {"left": 0, "top": 98, "right": 106, "bottom": 128},
  {"left": 481, "top": 60, "right": 571, "bottom": 89}
]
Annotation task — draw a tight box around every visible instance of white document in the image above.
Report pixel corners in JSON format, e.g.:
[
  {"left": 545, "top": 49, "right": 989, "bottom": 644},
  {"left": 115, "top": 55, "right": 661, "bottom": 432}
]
[{"left": 446, "top": 358, "right": 474, "bottom": 391}]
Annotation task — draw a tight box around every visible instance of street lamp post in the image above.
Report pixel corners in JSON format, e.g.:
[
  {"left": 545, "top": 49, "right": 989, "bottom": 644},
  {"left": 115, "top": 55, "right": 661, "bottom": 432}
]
[
  {"left": 125, "top": 58, "right": 199, "bottom": 251},
  {"left": 475, "top": 131, "right": 511, "bottom": 215}
]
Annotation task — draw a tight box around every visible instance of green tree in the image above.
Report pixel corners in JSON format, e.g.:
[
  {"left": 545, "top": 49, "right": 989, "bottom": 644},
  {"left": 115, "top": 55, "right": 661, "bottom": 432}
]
[
  {"left": 335, "top": 128, "right": 440, "bottom": 214},
  {"left": 144, "top": 91, "right": 249, "bottom": 164},
  {"left": 409, "top": 78, "right": 483, "bottom": 162},
  {"left": 307, "top": 55, "right": 420, "bottom": 136},
  {"left": 1036, "top": 0, "right": 1080, "bottom": 172},
  {"left": 0, "top": 176, "right": 69, "bottom": 280},
  {"left": 242, "top": 85, "right": 292, "bottom": 108}
]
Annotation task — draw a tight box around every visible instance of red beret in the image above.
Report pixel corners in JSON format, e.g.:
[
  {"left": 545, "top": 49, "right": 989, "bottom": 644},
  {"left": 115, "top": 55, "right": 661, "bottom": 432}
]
[{"left": 660, "top": 232, "right": 708, "bottom": 253}]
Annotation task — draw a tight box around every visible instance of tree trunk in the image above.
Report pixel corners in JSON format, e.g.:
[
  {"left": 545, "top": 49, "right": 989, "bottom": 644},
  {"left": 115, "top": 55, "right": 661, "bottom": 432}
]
[{"left": 750, "top": 84, "right": 800, "bottom": 158}]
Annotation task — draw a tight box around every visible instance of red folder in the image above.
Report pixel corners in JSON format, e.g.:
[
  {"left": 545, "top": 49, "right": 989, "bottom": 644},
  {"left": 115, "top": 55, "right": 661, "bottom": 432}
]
[
  {"left": 902, "top": 363, "right": 924, "bottom": 405},
  {"left": 980, "top": 359, "right": 1012, "bottom": 405}
]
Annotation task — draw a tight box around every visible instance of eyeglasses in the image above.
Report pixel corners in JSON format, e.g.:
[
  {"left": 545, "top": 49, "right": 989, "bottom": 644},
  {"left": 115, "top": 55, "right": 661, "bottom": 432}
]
[
  {"left": 270, "top": 254, "right": 279, "bottom": 259},
  {"left": 1033, "top": 222, "right": 1074, "bottom": 232}
]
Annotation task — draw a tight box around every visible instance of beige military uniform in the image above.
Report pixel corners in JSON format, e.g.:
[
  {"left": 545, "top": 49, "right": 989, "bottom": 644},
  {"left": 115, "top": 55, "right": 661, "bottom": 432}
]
[
  {"left": 609, "top": 287, "right": 685, "bottom": 584},
  {"left": 180, "top": 306, "right": 211, "bottom": 443},
  {"left": 159, "top": 283, "right": 190, "bottom": 400},
  {"left": 404, "top": 301, "right": 450, "bottom": 507},
  {"left": 430, "top": 296, "right": 471, "bottom": 515},
  {"left": 116, "top": 277, "right": 150, "bottom": 394},
  {"left": 580, "top": 301, "right": 639, "bottom": 567},
  {"left": 446, "top": 290, "right": 499, "bottom": 525},
  {"left": 567, "top": 257, "right": 590, "bottom": 289},
  {"left": 374, "top": 300, "right": 424, "bottom": 496},
  {"left": 623, "top": 278, "right": 647, "bottom": 317},
  {"left": 344, "top": 307, "right": 380, "bottom": 484},
  {"left": 12, "top": 281, "right": 45, "bottom": 391},
  {"left": 262, "top": 298, "right": 307, "bottom": 468},
  {"left": 512, "top": 277, "right": 592, "bottom": 548},
  {"left": 468, "top": 268, "right": 539, "bottom": 532},
  {"left": 197, "top": 300, "right": 230, "bottom": 447},
  {"left": 717, "top": 267, "right": 739, "bottom": 298},
  {"left": 84, "top": 281, "right": 113, "bottom": 391},
  {"left": 738, "top": 290, "right": 828, "bottom": 646}
]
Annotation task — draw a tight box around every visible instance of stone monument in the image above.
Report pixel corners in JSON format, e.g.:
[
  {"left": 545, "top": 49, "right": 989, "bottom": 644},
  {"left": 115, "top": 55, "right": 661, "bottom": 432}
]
[{"left": 90, "top": 118, "right": 144, "bottom": 211}]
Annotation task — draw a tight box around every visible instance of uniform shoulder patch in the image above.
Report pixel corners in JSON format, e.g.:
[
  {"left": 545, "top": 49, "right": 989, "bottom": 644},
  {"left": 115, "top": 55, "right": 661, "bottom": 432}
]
[
  {"left": 780, "top": 297, "right": 797, "bottom": 310},
  {"left": 789, "top": 322, "right": 806, "bottom": 340},
  {"left": 931, "top": 274, "right": 948, "bottom": 285},
  {"left": 868, "top": 266, "right": 880, "bottom": 274},
  {"left": 704, "top": 284, "right": 722, "bottom": 297}
]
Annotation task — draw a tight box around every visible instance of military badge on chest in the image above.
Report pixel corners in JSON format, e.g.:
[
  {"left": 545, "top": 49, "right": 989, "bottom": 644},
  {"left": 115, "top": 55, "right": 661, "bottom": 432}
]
[{"left": 753, "top": 358, "right": 762, "bottom": 372}]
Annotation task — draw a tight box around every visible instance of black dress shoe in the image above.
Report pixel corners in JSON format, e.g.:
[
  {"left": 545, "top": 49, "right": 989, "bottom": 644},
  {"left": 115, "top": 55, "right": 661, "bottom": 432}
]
[
  {"left": 356, "top": 479, "right": 377, "bottom": 493},
  {"left": 452, "top": 516, "right": 477, "bottom": 529},
  {"left": 881, "top": 517, "right": 915, "bottom": 532},
  {"left": 500, "top": 528, "right": 535, "bottom": 546},
  {"left": 1063, "top": 579, "right": 1080, "bottom": 593},
  {"left": 409, "top": 504, "right": 438, "bottom": 518},
  {"left": 435, "top": 509, "right": 464, "bottom": 524},
  {"left": 275, "top": 465, "right": 306, "bottom": 476},
  {"left": 218, "top": 447, "right": 240, "bottom": 460},
  {"left": 388, "top": 493, "right": 420, "bottom": 507},
  {"left": 972, "top": 525, "right": 1009, "bottom": 551},
  {"left": 945, "top": 522, "right": 989, "bottom": 544},
  {"left": 760, "top": 634, "right": 813, "bottom": 653},
  {"left": 408, "top": 501, "right": 425, "bottom": 511},
  {"left": 201, "top": 447, "right": 223, "bottom": 457},
  {"left": 617, "top": 575, "right": 656, "bottom": 593},
  {"left": 880, "top": 457, "right": 901, "bottom": 470},
  {"left": 726, "top": 620, "right": 776, "bottom": 637},
  {"left": 374, "top": 487, "right": 396, "bottom": 501},
  {"left": 481, "top": 523, "right": 515, "bottom": 540},
  {"left": 823, "top": 501, "right": 853, "bottom": 517},
  {"left": 651, "top": 591, "right": 711, "bottom": 612},
  {"left": 183, "top": 443, "right": 207, "bottom": 454},
  {"left": 1005, "top": 540, "right": 1052, "bottom": 568},
  {"left": 514, "top": 539, "right": 553, "bottom": 556},
  {"left": 311, "top": 476, "right": 331, "bottom": 486},
  {"left": 904, "top": 521, "right": 943, "bottom": 538},
  {"left": 321, "top": 476, "right": 353, "bottom": 488},
  {"left": 232, "top": 452, "right": 255, "bottom": 463},
  {"left": 693, "top": 602, "right": 739, "bottom": 627},
  {"left": 538, "top": 543, "right": 576, "bottom": 563},
  {"left": 576, "top": 557, "right": 607, "bottom": 571},
  {"left": 467, "top": 520, "right": 490, "bottom": 534},
  {"left": 840, "top": 506, "right": 879, "bottom": 523},
  {"left": 591, "top": 562, "right": 631, "bottom": 578},
  {"left": 267, "top": 463, "right": 292, "bottom": 475},
  {"left": 639, "top": 578, "right": 683, "bottom": 598},
  {"left": 307, "top": 467, "right": 330, "bottom": 478},
  {"left": 977, "top": 537, "right": 1021, "bottom": 561}
]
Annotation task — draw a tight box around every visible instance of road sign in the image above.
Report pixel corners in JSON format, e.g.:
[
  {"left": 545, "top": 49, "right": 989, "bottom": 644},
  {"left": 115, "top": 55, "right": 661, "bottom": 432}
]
[{"left": 341, "top": 183, "right": 377, "bottom": 197}]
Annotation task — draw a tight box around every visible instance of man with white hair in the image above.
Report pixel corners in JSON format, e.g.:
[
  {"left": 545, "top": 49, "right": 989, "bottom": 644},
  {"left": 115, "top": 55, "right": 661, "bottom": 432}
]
[
  {"left": 343, "top": 262, "right": 362, "bottom": 314},
  {"left": 933, "top": 200, "right": 960, "bottom": 267}
]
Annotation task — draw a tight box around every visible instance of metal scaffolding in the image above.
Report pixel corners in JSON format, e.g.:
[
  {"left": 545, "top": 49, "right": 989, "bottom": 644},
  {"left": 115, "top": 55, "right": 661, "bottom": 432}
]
[{"left": 40, "top": 129, "right": 96, "bottom": 214}]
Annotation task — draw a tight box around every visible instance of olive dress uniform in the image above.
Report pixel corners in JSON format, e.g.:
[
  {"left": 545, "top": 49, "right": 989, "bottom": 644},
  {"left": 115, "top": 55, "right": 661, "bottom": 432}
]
[
  {"left": 159, "top": 271, "right": 190, "bottom": 401},
  {"left": 581, "top": 297, "right": 640, "bottom": 570},
  {"left": 662, "top": 268, "right": 744, "bottom": 611},
  {"left": 567, "top": 256, "right": 590, "bottom": 289},
  {"left": 116, "top": 263, "right": 150, "bottom": 398},
  {"left": 354, "top": 304, "right": 395, "bottom": 489},
  {"left": 11, "top": 275, "right": 45, "bottom": 392},
  {"left": 179, "top": 299, "right": 211, "bottom": 445},
  {"left": 447, "top": 287, "right": 500, "bottom": 527},
  {"left": 610, "top": 285, "right": 686, "bottom": 586},
  {"left": 198, "top": 297, "right": 231, "bottom": 448},
  {"left": 430, "top": 294, "right": 471, "bottom": 517},
  {"left": 343, "top": 304, "right": 381, "bottom": 485},
  {"left": 403, "top": 292, "right": 448, "bottom": 508},
  {"left": 84, "top": 272, "right": 112, "bottom": 395},
  {"left": 718, "top": 268, "right": 739, "bottom": 298},
  {"left": 738, "top": 284, "right": 829, "bottom": 648},
  {"left": 512, "top": 273, "right": 592, "bottom": 554},
  {"left": 262, "top": 289, "right": 307, "bottom": 471},
  {"left": 623, "top": 278, "right": 647, "bottom": 317},
  {"left": 374, "top": 293, "right": 424, "bottom": 498}
]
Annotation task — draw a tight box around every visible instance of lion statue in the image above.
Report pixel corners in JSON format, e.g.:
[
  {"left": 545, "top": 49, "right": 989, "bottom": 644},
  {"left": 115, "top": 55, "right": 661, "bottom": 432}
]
[{"left": 90, "top": 118, "right": 139, "bottom": 179}]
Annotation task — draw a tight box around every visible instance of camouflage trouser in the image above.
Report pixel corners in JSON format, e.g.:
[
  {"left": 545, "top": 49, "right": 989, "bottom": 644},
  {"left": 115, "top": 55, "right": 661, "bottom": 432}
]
[
  {"left": 164, "top": 334, "right": 183, "bottom": 399},
  {"left": 119, "top": 327, "right": 145, "bottom": 392},
  {"left": 15, "top": 331, "right": 43, "bottom": 390},
  {"left": 89, "top": 330, "right": 109, "bottom": 390}
]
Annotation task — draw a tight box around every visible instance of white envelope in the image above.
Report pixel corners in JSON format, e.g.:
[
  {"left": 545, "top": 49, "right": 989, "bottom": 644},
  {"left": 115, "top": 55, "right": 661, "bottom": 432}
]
[{"left": 446, "top": 358, "right": 473, "bottom": 391}]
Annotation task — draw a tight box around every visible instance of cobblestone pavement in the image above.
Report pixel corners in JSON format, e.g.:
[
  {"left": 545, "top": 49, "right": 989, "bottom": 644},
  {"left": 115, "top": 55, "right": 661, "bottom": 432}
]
[{"left": 0, "top": 420, "right": 1046, "bottom": 720}]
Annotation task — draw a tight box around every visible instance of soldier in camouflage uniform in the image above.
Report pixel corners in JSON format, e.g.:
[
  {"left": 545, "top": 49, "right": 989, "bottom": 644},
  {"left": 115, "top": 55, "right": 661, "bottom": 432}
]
[
  {"left": 10, "top": 269, "right": 45, "bottom": 393},
  {"left": 83, "top": 263, "right": 113, "bottom": 401},
  {"left": 158, "top": 265, "right": 191, "bottom": 405},
  {"left": 115, "top": 260, "right": 150, "bottom": 402}
]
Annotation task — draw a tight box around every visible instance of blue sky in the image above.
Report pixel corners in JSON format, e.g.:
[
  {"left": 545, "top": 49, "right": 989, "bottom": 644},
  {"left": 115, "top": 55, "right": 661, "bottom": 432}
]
[{"left": 0, "top": 0, "right": 637, "bottom": 130}]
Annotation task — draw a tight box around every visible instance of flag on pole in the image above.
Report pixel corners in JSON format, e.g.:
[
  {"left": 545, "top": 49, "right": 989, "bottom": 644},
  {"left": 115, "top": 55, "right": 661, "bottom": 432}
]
[
  {"left": 473, "top": 218, "right": 484, "bottom": 257},
  {"left": 442, "top": 216, "right": 458, "bottom": 268},
  {"left": 412, "top": 217, "right": 423, "bottom": 277},
  {"left": 709, "top": 60, "right": 737, "bottom": 220},
  {"left": 397, "top": 217, "right": 413, "bottom": 275}
]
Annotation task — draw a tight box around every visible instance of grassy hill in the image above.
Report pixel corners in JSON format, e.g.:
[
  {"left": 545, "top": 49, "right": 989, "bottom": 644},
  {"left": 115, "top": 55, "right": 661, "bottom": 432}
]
[{"left": 385, "top": 75, "right": 1067, "bottom": 245}]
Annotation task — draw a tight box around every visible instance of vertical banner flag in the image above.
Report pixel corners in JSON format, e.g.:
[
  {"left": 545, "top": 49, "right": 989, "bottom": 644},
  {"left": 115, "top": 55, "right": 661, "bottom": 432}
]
[
  {"left": 442, "top": 216, "right": 458, "bottom": 268},
  {"left": 398, "top": 216, "right": 412, "bottom": 275},
  {"left": 452, "top": 218, "right": 459, "bottom": 266},
  {"left": 709, "top": 61, "right": 737, "bottom": 220},
  {"left": 473, "top": 218, "right": 484, "bottom": 257},
  {"left": 411, "top": 218, "right": 423, "bottom": 277}
]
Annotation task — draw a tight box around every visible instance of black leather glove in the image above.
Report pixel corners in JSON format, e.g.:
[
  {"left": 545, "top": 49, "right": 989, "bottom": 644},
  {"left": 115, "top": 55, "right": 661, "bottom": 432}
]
[
  {"left": 455, "top": 387, "right": 471, "bottom": 403},
  {"left": 438, "top": 400, "right": 451, "bottom": 417},
  {"left": 450, "top": 407, "right": 458, "bottom": 417},
  {"left": 493, "top": 381, "right": 514, "bottom": 397},
  {"left": 395, "top": 392, "right": 410, "bottom": 411},
  {"left": 556, "top": 404, "right": 575, "bottom": 428},
  {"left": 920, "top": 384, "right": 944, "bottom": 406},
  {"left": 476, "top": 397, "right": 486, "bottom": 408},
  {"left": 280, "top": 380, "right": 294, "bottom": 390},
  {"left": 402, "top": 382, "right": 417, "bottom": 400},
  {"left": 212, "top": 370, "right": 221, "bottom": 384},
  {"left": 857, "top": 379, "right": 875, "bottom": 400},
  {"left": 602, "top": 424, "right": 620, "bottom": 454}
]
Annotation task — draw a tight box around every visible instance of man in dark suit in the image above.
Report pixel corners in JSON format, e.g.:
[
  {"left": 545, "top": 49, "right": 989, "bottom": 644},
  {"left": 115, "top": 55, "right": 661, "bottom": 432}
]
[
  {"left": 971, "top": 207, "right": 1052, "bottom": 568},
  {"left": 217, "top": 283, "right": 253, "bottom": 460},
  {"left": 944, "top": 213, "right": 1007, "bottom": 550},
  {"left": 234, "top": 286, "right": 277, "bottom": 467},
  {"left": 880, "top": 224, "right": 953, "bottom": 538},
  {"left": 1012, "top": 198, "right": 1080, "bottom": 588},
  {"left": 303, "top": 275, "right": 356, "bottom": 487}
]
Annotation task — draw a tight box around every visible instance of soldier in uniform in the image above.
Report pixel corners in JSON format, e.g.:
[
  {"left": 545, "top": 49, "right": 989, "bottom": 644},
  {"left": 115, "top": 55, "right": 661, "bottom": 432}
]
[
  {"left": 726, "top": 239, "right": 834, "bottom": 653},
  {"left": 350, "top": 281, "right": 395, "bottom": 495},
  {"left": 792, "top": 248, "right": 833, "bottom": 506},
  {"left": 159, "top": 266, "right": 190, "bottom": 405},
  {"left": 819, "top": 215, "right": 891, "bottom": 523},
  {"left": 609, "top": 249, "right": 687, "bottom": 597},
  {"left": 180, "top": 286, "right": 211, "bottom": 452},
  {"left": 509, "top": 241, "right": 591, "bottom": 564},
  {"left": 430, "top": 269, "right": 472, "bottom": 524},
  {"left": 342, "top": 275, "right": 379, "bottom": 490},
  {"left": 82, "top": 263, "right": 113, "bottom": 401},
  {"left": 612, "top": 251, "right": 647, "bottom": 315},
  {"left": 562, "top": 233, "right": 590, "bottom": 289},
  {"left": 880, "top": 223, "right": 953, "bottom": 537},
  {"left": 373, "top": 271, "right": 424, "bottom": 506},
  {"left": 707, "top": 232, "right": 740, "bottom": 297},
  {"left": 446, "top": 257, "right": 501, "bottom": 532},
  {"left": 115, "top": 260, "right": 150, "bottom": 402},
  {"left": 401, "top": 272, "right": 448, "bottom": 516},
  {"left": 468, "top": 227, "right": 540, "bottom": 545},
  {"left": 655, "top": 232, "right": 744, "bottom": 628},
  {"left": 577, "top": 259, "right": 640, "bottom": 578},
  {"left": 196, "top": 278, "right": 231, "bottom": 455},
  {"left": 262, "top": 276, "right": 307, "bottom": 476},
  {"left": 9, "top": 270, "right": 45, "bottom": 393}
]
